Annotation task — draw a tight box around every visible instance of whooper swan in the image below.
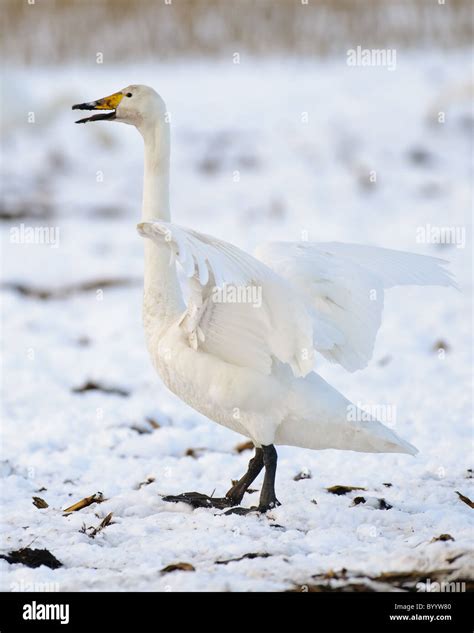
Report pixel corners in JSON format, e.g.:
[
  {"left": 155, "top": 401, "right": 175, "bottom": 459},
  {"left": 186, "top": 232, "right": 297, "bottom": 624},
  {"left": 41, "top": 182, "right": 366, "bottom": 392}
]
[{"left": 73, "top": 86, "right": 456, "bottom": 512}]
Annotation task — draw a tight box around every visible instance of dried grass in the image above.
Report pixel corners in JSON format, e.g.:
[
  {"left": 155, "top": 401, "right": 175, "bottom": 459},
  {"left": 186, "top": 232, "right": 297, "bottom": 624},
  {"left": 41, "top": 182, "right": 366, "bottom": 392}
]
[{"left": 2, "top": 0, "right": 472, "bottom": 66}]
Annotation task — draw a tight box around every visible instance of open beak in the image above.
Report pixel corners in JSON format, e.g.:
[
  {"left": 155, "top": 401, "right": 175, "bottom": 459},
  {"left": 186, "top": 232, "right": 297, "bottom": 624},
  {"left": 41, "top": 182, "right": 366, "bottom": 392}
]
[{"left": 72, "top": 91, "right": 124, "bottom": 124}]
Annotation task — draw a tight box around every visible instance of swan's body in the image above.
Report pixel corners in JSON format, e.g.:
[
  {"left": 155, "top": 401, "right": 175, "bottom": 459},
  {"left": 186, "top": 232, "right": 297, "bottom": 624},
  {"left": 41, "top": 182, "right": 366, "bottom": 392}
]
[
  {"left": 137, "top": 219, "right": 453, "bottom": 456},
  {"left": 73, "top": 85, "right": 456, "bottom": 511}
]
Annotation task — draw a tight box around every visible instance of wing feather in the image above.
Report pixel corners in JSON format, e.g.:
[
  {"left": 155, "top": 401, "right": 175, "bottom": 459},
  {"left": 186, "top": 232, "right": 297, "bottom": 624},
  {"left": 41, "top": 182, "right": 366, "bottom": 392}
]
[
  {"left": 255, "top": 240, "right": 456, "bottom": 372},
  {"left": 137, "top": 221, "right": 317, "bottom": 376},
  {"left": 138, "top": 222, "right": 455, "bottom": 375}
]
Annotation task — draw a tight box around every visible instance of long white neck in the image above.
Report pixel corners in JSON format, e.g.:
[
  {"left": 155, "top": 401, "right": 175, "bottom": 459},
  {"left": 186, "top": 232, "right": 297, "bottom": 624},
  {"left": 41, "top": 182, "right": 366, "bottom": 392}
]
[{"left": 140, "top": 117, "right": 182, "bottom": 331}]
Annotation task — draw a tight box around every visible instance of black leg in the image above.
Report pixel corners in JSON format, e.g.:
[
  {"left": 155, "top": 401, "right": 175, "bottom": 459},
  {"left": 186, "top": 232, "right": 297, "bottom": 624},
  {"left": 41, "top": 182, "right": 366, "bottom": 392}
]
[
  {"left": 163, "top": 446, "right": 264, "bottom": 511},
  {"left": 258, "top": 444, "right": 281, "bottom": 512},
  {"left": 225, "top": 447, "right": 264, "bottom": 505},
  {"left": 162, "top": 444, "right": 281, "bottom": 514}
]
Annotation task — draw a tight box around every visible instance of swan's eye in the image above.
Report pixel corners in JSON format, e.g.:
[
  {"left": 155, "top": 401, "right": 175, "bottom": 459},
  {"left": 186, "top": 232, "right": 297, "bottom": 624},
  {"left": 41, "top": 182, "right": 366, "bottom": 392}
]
[{"left": 126, "top": 93, "right": 132, "bottom": 98}]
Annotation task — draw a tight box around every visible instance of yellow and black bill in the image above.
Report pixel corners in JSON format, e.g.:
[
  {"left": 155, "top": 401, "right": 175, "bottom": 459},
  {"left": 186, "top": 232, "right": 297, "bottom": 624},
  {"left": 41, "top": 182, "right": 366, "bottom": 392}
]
[{"left": 72, "top": 91, "right": 124, "bottom": 124}]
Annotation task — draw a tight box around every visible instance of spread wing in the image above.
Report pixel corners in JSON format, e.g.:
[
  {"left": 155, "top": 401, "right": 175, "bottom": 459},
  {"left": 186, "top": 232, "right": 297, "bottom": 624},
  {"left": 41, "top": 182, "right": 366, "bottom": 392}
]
[
  {"left": 137, "top": 221, "right": 341, "bottom": 377},
  {"left": 255, "top": 241, "right": 456, "bottom": 372}
]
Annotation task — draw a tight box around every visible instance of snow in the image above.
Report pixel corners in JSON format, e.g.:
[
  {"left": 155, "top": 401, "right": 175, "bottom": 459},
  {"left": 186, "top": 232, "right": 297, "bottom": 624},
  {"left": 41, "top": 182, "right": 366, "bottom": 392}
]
[{"left": 1, "top": 52, "right": 472, "bottom": 592}]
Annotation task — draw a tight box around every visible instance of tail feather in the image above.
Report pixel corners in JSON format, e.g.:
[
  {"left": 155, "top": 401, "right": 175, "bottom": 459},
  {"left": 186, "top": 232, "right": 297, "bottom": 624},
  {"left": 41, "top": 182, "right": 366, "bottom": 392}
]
[
  {"left": 275, "top": 414, "right": 418, "bottom": 455},
  {"left": 274, "top": 372, "right": 418, "bottom": 456}
]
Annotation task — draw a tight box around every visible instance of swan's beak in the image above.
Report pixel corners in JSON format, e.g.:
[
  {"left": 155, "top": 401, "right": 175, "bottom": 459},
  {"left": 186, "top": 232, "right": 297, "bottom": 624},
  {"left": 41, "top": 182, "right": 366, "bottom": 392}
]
[{"left": 72, "top": 91, "right": 123, "bottom": 124}]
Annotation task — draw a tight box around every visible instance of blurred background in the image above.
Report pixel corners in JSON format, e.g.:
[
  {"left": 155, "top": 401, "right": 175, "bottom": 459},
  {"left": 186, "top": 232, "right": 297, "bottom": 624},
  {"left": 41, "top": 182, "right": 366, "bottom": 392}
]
[
  {"left": 2, "top": 0, "right": 473, "bottom": 62},
  {"left": 1, "top": 0, "right": 472, "bottom": 232},
  {"left": 0, "top": 0, "right": 472, "bottom": 592},
  {"left": 1, "top": 0, "right": 472, "bottom": 235}
]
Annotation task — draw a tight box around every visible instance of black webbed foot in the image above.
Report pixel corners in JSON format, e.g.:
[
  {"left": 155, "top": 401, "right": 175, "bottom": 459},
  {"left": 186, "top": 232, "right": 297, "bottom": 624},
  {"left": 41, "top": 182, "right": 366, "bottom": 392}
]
[
  {"left": 162, "top": 445, "right": 281, "bottom": 514},
  {"left": 222, "top": 499, "right": 280, "bottom": 515},
  {"left": 222, "top": 506, "right": 259, "bottom": 516},
  {"left": 257, "top": 498, "right": 281, "bottom": 513},
  {"left": 162, "top": 491, "right": 234, "bottom": 510}
]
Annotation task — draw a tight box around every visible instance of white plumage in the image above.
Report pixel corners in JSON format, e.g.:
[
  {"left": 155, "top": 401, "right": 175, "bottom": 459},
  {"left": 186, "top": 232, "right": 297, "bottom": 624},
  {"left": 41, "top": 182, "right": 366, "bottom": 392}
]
[
  {"left": 256, "top": 240, "right": 456, "bottom": 372},
  {"left": 74, "top": 85, "right": 456, "bottom": 510},
  {"left": 137, "top": 218, "right": 454, "bottom": 455}
]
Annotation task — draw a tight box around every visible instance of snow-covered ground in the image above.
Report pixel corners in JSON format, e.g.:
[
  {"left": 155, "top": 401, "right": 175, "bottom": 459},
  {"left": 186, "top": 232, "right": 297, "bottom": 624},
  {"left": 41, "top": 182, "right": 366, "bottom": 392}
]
[{"left": 1, "top": 53, "right": 472, "bottom": 592}]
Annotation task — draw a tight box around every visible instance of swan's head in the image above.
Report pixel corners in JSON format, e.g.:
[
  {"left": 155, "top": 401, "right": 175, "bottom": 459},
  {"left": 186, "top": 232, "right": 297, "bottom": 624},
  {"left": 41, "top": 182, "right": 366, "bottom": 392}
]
[{"left": 72, "top": 85, "right": 166, "bottom": 129}]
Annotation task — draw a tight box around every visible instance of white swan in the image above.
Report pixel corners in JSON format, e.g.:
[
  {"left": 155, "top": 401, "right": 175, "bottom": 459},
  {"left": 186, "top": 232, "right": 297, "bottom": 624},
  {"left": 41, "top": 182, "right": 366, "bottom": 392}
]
[{"left": 73, "top": 85, "right": 456, "bottom": 512}]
